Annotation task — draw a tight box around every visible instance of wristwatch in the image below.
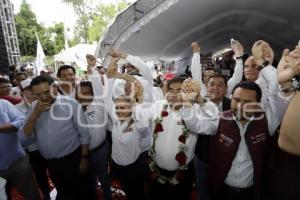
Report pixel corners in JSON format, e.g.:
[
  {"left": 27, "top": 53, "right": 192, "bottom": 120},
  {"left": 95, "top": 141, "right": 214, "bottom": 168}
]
[{"left": 257, "top": 61, "right": 269, "bottom": 70}]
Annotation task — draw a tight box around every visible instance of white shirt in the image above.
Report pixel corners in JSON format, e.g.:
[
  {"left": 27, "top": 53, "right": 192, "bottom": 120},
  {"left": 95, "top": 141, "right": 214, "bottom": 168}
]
[
  {"left": 112, "top": 76, "right": 153, "bottom": 102},
  {"left": 0, "top": 177, "right": 7, "bottom": 200},
  {"left": 183, "top": 69, "right": 287, "bottom": 187},
  {"left": 112, "top": 54, "right": 154, "bottom": 102},
  {"left": 137, "top": 100, "right": 219, "bottom": 171},
  {"left": 152, "top": 87, "right": 165, "bottom": 101},
  {"left": 88, "top": 70, "right": 151, "bottom": 166},
  {"left": 126, "top": 54, "right": 153, "bottom": 85},
  {"left": 191, "top": 53, "right": 244, "bottom": 97},
  {"left": 111, "top": 118, "right": 151, "bottom": 166},
  {"left": 183, "top": 107, "right": 255, "bottom": 188},
  {"left": 224, "top": 117, "right": 254, "bottom": 188},
  {"left": 63, "top": 88, "right": 76, "bottom": 99},
  {"left": 84, "top": 100, "right": 108, "bottom": 150},
  {"left": 255, "top": 65, "right": 289, "bottom": 135},
  {"left": 15, "top": 101, "right": 29, "bottom": 115},
  {"left": 10, "top": 86, "right": 21, "bottom": 97}
]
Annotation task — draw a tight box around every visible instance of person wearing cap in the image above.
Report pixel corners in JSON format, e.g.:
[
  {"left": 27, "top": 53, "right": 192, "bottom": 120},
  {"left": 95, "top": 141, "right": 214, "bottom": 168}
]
[
  {"left": 11, "top": 72, "right": 28, "bottom": 98},
  {"left": 108, "top": 49, "right": 154, "bottom": 103},
  {"left": 16, "top": 79, "right": 51, "bottom": 200},
  {"left": 25, "top": 64, "right": 36, "bottom": 79},
  {"left": 15, "top": 79, "right": 34, "bottom": 113}
]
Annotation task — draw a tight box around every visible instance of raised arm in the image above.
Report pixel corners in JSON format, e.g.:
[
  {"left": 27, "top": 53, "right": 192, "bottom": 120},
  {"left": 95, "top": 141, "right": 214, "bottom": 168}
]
[
  {"left": 190, "top": 42, "right": 206, "bottom": 96},
  {"left": 227, "top": 42, "right": 244, "bottom": 97},
  {"left": 277, "top": 42, "right": 300, "bottom": 96},
  {"left": 180, "top": 78, "right": 219, "bottom": 134},
  {"left": 110, "top": 48, "right": 153, "bottom": 85},
  {"left": 107, "top": 54, "right": 144, "bottom": 103},
  {"left": 256, "top": 64, "right": 289, "bottom": 135}
]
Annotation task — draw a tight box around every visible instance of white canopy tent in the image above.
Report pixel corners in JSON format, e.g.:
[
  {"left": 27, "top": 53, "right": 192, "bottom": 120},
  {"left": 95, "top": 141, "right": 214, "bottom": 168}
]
[
  {"left": 54, "top": 43, "right": 97, "bottom": 69},
  {"left": 96, "top": 0, "right": 300, "bottom": 67}
]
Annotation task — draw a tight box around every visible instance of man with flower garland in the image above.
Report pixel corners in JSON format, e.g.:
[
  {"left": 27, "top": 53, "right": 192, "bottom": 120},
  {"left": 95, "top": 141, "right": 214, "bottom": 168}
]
[{"left": 134, "top": 77, "right": 219, "bottom": 200}]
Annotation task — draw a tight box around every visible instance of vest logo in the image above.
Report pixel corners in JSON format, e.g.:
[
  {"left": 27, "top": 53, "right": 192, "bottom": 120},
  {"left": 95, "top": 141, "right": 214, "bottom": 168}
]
[
  {"left": 251, "top": 133, "right": 267, "bottom": 144},
  {"left": 219, "top": 134, "right": 234, "bottom": 147}
]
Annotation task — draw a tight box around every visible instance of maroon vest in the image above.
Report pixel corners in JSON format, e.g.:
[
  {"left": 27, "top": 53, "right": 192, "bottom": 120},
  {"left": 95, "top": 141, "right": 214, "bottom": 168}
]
[{"left": 208, "top": 111, "right": 270, "bottom": 195}]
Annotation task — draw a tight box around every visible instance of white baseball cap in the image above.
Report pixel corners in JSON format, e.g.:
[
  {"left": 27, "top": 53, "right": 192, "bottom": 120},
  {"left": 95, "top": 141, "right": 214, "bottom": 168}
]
[{"left": 20, "top": 79, "right": 32, "bottom": 89}]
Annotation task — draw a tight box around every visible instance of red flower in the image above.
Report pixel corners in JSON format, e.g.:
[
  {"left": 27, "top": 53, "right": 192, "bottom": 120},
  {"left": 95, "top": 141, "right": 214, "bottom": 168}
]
[
  {"left": 176, "top": 171, "right": 186, "bottom": 182},
  {"left": 175, "top": 151, "right": 187, "bottom": 166},
  {"left": 161, "top": 110, "right": 169, "bottom": 117},
  {"left": 178, "top": 135, "right": 186, "bottom": 144},
  {"left": 154, "top": 123, "right": 164, "bottom": 134}
]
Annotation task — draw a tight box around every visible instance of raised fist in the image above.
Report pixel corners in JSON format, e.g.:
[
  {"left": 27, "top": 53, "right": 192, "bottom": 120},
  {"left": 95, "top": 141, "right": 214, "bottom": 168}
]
[
  {"left": 252, "top": 40, "right": 274, "bottom": 66},
  {"left": 231, "top": 42, "right": 244, "bottom": 57},
  {"left": 86, "top": 54, "right": 96, "bottom": 67},
  {"left": 109, "top": 48, "right": 127, "bottom": 59},
  {"left": 181, "top": 78, "right": 200, "bottom": 104},
  {"left": 277, "top": 42, "right": 300, "bottom": 83},
  {"left": 125, "top": 80, "right": 143, "bottom": 103},
  {"left": 191, "top": 42, "right": 201, "bottom": 53}
]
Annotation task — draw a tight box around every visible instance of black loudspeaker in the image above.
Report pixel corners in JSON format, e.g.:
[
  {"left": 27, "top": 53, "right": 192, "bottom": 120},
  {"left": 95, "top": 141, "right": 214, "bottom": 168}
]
[{"left": 0, "top": 21, "right": 10, "bottom": 73}]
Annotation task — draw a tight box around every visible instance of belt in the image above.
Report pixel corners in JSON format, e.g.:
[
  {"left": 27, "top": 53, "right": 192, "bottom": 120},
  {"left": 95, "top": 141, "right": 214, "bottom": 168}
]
[{"left": 225, "top": 184, "right": 254, "bottom": 193}]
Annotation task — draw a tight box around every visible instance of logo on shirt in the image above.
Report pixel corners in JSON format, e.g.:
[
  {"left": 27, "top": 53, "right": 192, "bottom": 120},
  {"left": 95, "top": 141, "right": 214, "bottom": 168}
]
[
  {"left": 251, "top": 133, "right": 267, "bottom": 144},
  {"left": 219, "top": 134, "right": 234, "bottom": 147}
]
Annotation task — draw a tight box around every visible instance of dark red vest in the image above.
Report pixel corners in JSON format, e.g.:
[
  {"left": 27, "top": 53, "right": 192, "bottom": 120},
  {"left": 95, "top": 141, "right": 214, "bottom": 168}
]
[{"left": 208, "top": 111, "right": 270, "bottom": 196}]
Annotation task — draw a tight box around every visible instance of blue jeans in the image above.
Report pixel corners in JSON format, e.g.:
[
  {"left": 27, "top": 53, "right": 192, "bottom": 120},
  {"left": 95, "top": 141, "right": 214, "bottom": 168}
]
[
  {"left": 194, "top": 155, "right": 210, "bottom": 200},
  {"left": 89, "top": 141, "right": 112, "bottom": 200}
]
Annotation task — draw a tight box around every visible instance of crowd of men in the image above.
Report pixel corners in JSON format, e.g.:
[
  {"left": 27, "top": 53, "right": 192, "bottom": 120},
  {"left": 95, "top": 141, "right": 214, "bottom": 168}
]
[{"left": 0, "top": 39, "right": 300, "bottom": 200}]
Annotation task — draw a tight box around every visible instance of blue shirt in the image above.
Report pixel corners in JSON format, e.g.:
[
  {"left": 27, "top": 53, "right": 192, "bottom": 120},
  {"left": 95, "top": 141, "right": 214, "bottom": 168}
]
[
  {"left": 0, "top": 100, "right": 25, "bottom": 170},
  {"left": 20, "top": 95, "right": 90, "bottom": 159}
]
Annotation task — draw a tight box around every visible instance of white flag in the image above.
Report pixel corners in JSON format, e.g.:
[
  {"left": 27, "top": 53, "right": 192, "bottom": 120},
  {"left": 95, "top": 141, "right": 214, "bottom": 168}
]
[{"left": 35, "top": 33, "right": 46, "bottom": 75}]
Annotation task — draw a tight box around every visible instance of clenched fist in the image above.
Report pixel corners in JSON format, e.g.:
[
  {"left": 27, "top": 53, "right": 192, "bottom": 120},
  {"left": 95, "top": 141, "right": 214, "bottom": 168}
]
[
  {"left": 277, "top": 41, "right": 300, "bottom": 83},
  {"left": 191, "top": 42, "right": 201, "bottom": 53},
  {"left": 86, "top": 54, "right": 96, "bottom": 67},
  {"left": 181, "top": 78, "right": 201, "bottom": 105},
  {"left": 252, "top": 40, "right": 274, "bottom": 66}
]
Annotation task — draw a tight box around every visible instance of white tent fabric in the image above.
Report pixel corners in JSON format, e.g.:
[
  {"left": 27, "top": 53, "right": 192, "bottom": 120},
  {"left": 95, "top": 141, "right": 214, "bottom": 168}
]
[
  {"left": 97, "top": 0, "right": 300, "bottom": 67},
  {"left": 54, "top": 43, "right": 97, "bottom": 68}
]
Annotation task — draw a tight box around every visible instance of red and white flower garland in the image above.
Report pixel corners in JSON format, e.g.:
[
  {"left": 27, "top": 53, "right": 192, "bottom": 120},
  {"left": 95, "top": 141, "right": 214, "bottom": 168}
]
[{"left": 149, "top": 104, "right": 190, "bottom": 185}]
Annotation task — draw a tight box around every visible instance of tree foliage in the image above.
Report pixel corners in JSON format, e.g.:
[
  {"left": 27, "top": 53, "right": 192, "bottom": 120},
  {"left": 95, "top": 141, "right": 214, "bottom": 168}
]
[
  {"left": 88, "top": 1, "right": 128, "bottom": 42},
  {"left": 62, "top": 0, "right": 93, "bottom": 43},
  {"left": 62, "top": 0, "right": 129, "bottom": 43},
  {"left": 15, "top": 0, "right": 65, "bottom": 56}
]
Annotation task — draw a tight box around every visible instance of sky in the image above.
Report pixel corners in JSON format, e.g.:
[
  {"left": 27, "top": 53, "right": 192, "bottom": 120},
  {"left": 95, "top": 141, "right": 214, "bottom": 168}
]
[{"left": 10, "top": 0, "right": 136, "bottom": 31}]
